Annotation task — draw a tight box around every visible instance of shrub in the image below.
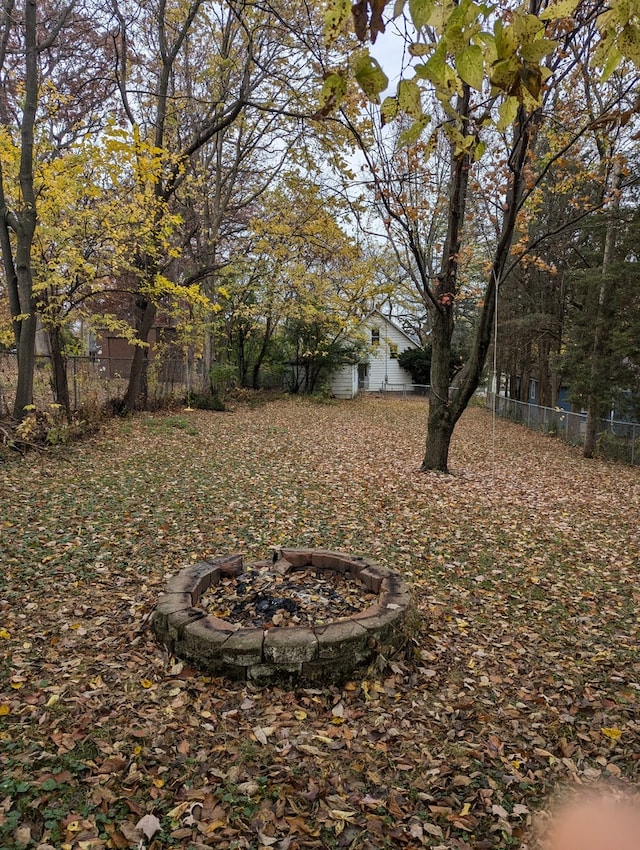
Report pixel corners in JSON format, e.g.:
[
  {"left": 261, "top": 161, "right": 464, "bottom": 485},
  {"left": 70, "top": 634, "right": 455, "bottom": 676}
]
[
  {"left": 13, "top": 403, "right": 103, "bottom": 448},
  {"left": 187, "top": 391, "right": 225, "bottom": 411}
]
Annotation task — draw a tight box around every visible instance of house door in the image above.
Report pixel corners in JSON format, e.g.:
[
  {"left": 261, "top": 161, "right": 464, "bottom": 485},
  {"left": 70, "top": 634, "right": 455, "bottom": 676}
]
[{"left": 358, "top": 363, "right": 369, "bottom": 390}]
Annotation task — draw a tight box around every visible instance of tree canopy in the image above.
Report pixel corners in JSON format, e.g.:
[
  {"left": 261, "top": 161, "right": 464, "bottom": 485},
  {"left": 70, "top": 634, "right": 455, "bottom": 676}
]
[{"left": 1, "top": 0, "right": 639, "bottom": 468}]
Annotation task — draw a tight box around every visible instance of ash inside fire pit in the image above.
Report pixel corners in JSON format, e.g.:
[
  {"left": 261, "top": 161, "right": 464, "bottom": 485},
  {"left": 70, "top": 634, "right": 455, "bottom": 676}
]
[
  {"left": 206, "top": 564, "right": 378, "bottom": 628},
  {"left": 153, "top": 548, "right": 413, "bottom": 684}
]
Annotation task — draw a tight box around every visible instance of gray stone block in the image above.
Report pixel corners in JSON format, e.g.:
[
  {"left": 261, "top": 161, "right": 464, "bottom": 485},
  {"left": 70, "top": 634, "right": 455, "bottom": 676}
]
[
  {"left": 314, "top": 620, "right": 369, "bottom": 659},
  {"left": 221, "top": 628, "right": 264, "bottom": 665},
  {"left": 355, "top": 605, "right": 407, "bottom": 649},
  {"left": 165, "top": 573, "right": 200, "bottom": 597},
  {"left": 153, "top": 593, "right": 193, "bottom": 641},
  {"left": 278, "top": 548, "right": 314, "bottom": 568},
  {"left": 358, "top": 564, "right": 390, "bottom": 593},
  {"left": 264, "top": 627, "right": 318, "bottom": 664},
  {"left": 247, "top": 661, "right": 303, "bottom": 684},
  {"left": 167, "top": 607, "right": 207, "bottom": 642},
  {"left": 181, "top": 562, "right": 221, "bottom": 599},
  {"left": 178, "top": 615, "right": 233, "bottom": 663},
  {"left": 207, "top": 553, "right": 243, "bottom": 577},
  {"left": 302, "top": 652, "right": 372, "bottom": 682}
]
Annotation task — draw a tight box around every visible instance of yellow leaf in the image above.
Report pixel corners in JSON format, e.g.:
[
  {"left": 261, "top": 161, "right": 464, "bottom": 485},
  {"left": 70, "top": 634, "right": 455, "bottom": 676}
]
[
  {"left": 0, "top": 628, "right": 10, "bottom": 639},
  {"left": 397, "top": 78, "right": 423, "bottom": 118},
  {"left": 601, "top": 727, "right": 622, "bottom": 741},
  {"left": 140, "top": 679, "right": 154, "bottom": 689},
  {"left": 206, "top": 819, "right": 226, "bottom": 833},
  {"left": 0, "top": 704, "right": 10, "bottom": 716},
  {"left": 352, "top": 52, "right": 389, "bottom": 105},
  {"left": 539, "top": 0, "right": 580, "bottom": 20},
  {"left": 45, "top": 694, "right": 60, "bottom": 708},
  {"left": 456, "top": 45, "right": 484, "bottom": 91},
  {"left": 10, "top": 682, "right": 23, "bottom": 689},
  {"left": 153, "top": 777, "right": 165, "bottom": 787},
  {"left": 294, "top": 710, "right": 307, "bottom": 720},
  {"left": 330, "top": 809, "right": 357, "bottom": 821},
  {"left": 461, "top": 802, "right": 471, "bottom": 816}
]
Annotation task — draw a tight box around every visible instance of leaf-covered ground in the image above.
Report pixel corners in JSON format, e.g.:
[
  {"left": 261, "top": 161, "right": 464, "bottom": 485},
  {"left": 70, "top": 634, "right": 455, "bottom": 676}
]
[{"left": 1, "top": 396, "right": 639, "bottom": 850}]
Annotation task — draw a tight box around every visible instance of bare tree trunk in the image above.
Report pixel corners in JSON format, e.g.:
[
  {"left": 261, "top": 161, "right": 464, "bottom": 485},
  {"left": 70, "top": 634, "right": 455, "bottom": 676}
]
[
  {"left": 9, "top": 0, "right": 38, "bottom": 419},
  {"left": 421, "top": 94, "right": 537, "bottom": 471},
  {"left": 48, "top": 326, "right": 71, "bottom": 420},
  {"left": 252, "top": 315, "right": 272, "bottom": 389},
  {"left": 123, "top": 298, "right": 157, "bottom": 410},
  {"left": 583, "top": 161, "right": 622, "bottom": 457}
]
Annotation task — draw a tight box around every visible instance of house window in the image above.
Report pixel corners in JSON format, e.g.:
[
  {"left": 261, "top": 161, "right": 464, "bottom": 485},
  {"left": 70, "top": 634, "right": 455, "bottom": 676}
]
[
  {"left": 371, "top": 328, "right": 380, "bottom": 346},
  {"left": 389, "top": 342, "right": 398, "bottom": 359}
]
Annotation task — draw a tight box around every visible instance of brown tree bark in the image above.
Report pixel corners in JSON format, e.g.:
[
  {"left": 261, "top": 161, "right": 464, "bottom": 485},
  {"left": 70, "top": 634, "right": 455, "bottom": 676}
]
[
  {"left": 48, "top": 326, "right": 71, "bottom": 420},
  {"left": 421, "top": 101, "right": 534, "bottom": 471},
  {"left": 583, "top": 161, "right": 622, "bottom": 457},
  {"left": 123, "top": 298, "right": 157, "bottom": 410}
]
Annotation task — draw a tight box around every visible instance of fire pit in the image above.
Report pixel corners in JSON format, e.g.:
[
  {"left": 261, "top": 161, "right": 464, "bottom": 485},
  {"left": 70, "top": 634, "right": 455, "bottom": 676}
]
[{"left": 153, "top": 548, "right": 413, "bottom": 684}]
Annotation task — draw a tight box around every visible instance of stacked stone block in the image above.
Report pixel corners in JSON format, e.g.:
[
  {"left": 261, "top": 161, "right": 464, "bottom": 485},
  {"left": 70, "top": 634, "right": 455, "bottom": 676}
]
[{"left": 153, "top": 549, "right": 412, "bottom": 684}]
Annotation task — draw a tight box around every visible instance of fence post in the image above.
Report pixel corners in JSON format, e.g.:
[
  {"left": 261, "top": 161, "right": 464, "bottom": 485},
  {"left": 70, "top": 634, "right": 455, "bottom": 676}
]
[
  {"left": 633, "top": 423, "right": 637, "bottom": 466},
  {"left": 73, "top": 357, "right": 78, "bottom": 410}
]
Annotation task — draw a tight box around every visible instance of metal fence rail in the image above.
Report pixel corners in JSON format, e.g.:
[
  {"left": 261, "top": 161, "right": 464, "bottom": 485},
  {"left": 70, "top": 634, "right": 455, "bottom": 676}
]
[
  {"left": 0, "top": 352, "right": 191, "bottom": 416},
  {"left": 488, "top": 393, "right": 639, "bottom": 466}
]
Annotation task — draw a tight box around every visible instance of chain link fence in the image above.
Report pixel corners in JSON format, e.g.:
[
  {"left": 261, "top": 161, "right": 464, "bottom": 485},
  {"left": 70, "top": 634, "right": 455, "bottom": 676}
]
[
  {"left": 488, "top": 393, "right": 640, "bottom": 466},
  {"left": 0, "top": 352, "right": 191, "bottom": 416}
]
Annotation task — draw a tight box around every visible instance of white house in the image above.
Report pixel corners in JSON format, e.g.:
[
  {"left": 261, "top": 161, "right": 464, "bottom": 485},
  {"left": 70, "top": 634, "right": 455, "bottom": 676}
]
[{"left": 329, "top": 310, "right": 418, "bottom": 399}]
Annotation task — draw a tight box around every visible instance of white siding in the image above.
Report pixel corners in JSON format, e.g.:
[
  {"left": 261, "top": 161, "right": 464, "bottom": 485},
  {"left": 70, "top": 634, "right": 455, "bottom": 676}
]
[
  {"left": 330, "top": 364, "right": 358, "bottom": 399},
  {"left": 363, "top": 317, "right": 415, "bottom": 391}
]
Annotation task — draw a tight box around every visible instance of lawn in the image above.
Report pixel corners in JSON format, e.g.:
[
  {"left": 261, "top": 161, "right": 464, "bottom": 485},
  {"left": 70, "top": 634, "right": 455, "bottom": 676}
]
[{"left": 1, "top": 395, "right": 639, "bottom": 850}]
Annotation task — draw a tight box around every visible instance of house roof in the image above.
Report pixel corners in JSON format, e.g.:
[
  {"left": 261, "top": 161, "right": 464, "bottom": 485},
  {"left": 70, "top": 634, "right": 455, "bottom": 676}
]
[{"left": 361, "top": 309, "right": 419, "bottom": 348}]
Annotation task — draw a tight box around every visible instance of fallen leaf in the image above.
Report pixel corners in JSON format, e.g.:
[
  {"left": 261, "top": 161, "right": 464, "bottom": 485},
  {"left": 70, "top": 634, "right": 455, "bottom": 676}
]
[
  {"left": 136, "top": 813, "right": 161, "bottom": 840},
  {"left": 601, "top": 727, "right": 622, "bottom": 741}
]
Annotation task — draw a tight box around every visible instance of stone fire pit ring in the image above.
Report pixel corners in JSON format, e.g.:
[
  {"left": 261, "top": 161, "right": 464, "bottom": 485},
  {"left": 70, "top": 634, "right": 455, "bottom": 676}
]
[{"left": 153, "top": 548, "right": 413, "bottom": 684}]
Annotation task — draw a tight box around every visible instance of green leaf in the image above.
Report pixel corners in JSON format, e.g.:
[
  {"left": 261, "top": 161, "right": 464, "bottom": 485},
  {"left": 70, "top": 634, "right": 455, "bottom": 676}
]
[
  {"left": 519, "top": 64, "right": 542, "bottom": 99},
  {"left": 473, "top": 139, "right": 487, "bottom": 160},
  {"left": 494, "top": 20, "right": 518, "bottom": 60},
  {"left": 490, "top": 56, "right": 519, "bottom": 91},
  {"left": 539, "top": 0, "right": 581, "bottom": 20},
  {"left": 393, "top": 0, "right": 407, "bottom": 17},
  {"left": 456, "top": 45, "right": 484, "bottom": 90},
  {"left": 316, "top": 73, "right": 347, "bottom": 116},
  {"left": 477, "top": 31, "right": 497, "bottom": 64},
  {"left": 496, "top": 95, "right": 519, "bottom": 131},
  {"left": 397, "top": 78, "right": 423, "bottom": 117},
  {"left": 398, "top": 115, "right": 430, "bottom": 146},
  {"left": 324, "top": 0, "right": 351, "bottom": 44},
  {"left": 415, "top": 42, "right": 447, "bottom": 85},
  {"left": 601, "top": 45, "right": 623, "bottom": 81},
  {"left": 409, "top": 0, "right": 434, "bottom": 30},
  {"left": 381, "top": 95, "right": 399, "bottom": 125},
  {"left": 513, "top": 12, "right": 545, "bottom": 41},
  {"left": 444, "top": 22, "right": 468, "bottom": 53},
  {"left": 618, "top": 23, "right": 640, "bottom": 64},
  {"left": 408, "top": 42, "right": 434, "bottom": 56},
  {"left": 353, "top": 53, "right": 389, "bottom": 104},
  {"left": 443, "top": 124, "right": 477, "bottom": 158},
  {"left": 613, "top": 0, "right": 631, "bottom": 26},
  {"left": 519, "top": 38, "right": 558, "bottom": 62}
]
